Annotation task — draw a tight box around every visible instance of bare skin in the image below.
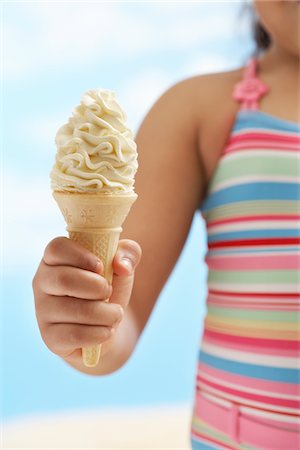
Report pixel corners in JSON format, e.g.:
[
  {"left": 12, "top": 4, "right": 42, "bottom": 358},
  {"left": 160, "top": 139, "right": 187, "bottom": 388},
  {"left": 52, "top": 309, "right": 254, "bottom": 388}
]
[{"left": 33, "top": 1, "right": 300, "bottom": 376}]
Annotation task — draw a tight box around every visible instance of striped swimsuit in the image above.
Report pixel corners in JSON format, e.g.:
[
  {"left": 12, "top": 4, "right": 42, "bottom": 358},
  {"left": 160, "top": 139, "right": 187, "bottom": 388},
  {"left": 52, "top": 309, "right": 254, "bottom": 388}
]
[{"left": 191, "top": 58, "right": 300, "bottom": 449}]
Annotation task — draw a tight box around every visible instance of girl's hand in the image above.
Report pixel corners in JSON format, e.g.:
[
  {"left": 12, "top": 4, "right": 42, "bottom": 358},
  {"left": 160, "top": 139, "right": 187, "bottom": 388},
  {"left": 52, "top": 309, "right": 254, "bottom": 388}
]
[{"left": 32, "top": 237, "right": 142, "bottom": 360}]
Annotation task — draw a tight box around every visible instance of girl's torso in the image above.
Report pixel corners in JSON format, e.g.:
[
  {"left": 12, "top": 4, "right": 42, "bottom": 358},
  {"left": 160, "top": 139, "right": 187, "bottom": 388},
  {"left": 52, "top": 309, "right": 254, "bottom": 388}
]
[{"left": 190, "top": 57, "right": 300, "bottom": 449}]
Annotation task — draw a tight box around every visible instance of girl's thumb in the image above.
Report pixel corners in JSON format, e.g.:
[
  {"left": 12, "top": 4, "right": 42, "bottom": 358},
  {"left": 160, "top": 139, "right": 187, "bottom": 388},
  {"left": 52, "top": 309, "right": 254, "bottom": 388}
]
[
  {"left": 113, "top": 239, "right": 142, "bottom": 276},
  {"left": 110, "top": 239, "right": 142, "bottom": 308}
]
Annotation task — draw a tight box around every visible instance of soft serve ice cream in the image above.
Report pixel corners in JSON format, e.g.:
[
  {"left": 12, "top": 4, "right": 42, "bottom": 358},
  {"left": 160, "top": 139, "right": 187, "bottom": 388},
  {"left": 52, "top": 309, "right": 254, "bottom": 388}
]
[
  {"left": 50, "top": 89, "right": 138, "bottom": 194},
  {"left": 50, "top": 88, "right": 138, "bottom": 367}
]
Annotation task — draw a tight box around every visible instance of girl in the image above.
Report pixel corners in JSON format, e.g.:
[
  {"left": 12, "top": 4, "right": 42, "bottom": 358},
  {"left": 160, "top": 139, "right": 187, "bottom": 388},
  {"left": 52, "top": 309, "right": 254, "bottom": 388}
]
[{"left": 33, "top": 1, "right": 300, "bottom": 448}]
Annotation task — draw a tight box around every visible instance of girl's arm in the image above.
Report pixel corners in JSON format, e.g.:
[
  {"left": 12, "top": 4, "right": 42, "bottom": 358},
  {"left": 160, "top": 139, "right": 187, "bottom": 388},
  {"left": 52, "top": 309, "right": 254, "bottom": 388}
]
[{"left": 34, "top": 76, "right": 210, "bottom": 376}]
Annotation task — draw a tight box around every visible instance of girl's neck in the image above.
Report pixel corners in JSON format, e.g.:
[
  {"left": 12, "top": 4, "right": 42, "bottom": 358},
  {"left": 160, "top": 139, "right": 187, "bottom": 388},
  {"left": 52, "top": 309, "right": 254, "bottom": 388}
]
[{"left": 258, "top": 44, "right": 299, "bottom": 76}]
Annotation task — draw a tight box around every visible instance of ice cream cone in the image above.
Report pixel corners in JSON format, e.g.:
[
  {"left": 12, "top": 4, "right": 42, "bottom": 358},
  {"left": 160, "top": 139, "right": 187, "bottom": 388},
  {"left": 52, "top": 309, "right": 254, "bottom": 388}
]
[{"left": 53, "top": 191, "right": 137, "bottom": 367}]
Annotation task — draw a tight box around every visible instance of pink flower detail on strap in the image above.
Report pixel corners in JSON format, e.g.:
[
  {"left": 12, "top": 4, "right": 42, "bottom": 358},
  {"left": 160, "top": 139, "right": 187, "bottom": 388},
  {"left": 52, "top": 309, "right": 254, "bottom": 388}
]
[{"left": 233, "top": 59, "right": 269, "bottom": 110}]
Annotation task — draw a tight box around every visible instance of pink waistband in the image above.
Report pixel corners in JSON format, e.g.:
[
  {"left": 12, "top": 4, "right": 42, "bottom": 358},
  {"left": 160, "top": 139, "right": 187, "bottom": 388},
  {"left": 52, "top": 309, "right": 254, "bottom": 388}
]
[{"left": 195, "top": 390, "right": 300, "bottom": 449}]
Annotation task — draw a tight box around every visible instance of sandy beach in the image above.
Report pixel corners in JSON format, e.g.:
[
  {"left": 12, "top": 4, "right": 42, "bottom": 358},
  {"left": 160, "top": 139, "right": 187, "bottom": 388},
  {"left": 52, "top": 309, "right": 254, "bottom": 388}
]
[{"left": 3, "top": 404, "right": 192, "bottom": 449}]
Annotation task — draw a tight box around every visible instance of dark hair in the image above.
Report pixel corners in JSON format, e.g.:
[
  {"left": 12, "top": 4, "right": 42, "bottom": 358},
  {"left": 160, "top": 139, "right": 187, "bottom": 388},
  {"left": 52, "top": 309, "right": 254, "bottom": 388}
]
[
  {"left": 253, "top": 20, "right": 272, "bottom": 53},
  {"left": 242, "top": 2, "right": 272, "bottom": 54}
]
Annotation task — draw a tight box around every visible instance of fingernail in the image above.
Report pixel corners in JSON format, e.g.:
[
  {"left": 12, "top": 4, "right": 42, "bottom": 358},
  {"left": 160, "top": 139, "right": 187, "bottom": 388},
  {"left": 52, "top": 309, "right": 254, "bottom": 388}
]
[{"left": 121, "top": 257, "right": 134, "bottom": 272}]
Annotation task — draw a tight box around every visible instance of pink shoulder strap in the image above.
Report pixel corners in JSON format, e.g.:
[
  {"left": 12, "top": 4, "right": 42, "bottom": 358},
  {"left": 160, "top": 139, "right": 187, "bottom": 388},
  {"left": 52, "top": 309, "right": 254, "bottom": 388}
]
[{"left": 233, "top": 58, "right": 269, "bottom": 110}]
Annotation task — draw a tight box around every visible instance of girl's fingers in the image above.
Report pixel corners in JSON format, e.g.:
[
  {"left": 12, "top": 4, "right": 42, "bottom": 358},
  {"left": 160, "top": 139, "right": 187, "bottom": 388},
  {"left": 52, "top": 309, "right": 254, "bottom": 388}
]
[
  {"left": 38, "top": 262, "right": 112, "bottom": 299},
  {"left": 43, "top": 237, "right": 103, "bottom": 274},
  {"left": 43, "top": 323, "right": 115, "bottom": 357},
  {"left": 37, "top": 294, "right": 124, "bottom": 327}
]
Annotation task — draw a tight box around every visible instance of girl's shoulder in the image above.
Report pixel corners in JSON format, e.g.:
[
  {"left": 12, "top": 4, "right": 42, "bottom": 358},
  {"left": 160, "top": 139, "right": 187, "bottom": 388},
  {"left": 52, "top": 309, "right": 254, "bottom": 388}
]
[
  {"left": 168, "top": 65, "right": 245, "bottom": 183},
  {"left": 155, "top": 64, "right": 244, "bottom": 140},
  {"left": 138, "top": 64, "right": 246, "bottom": 187},
  {"left": 146, "top": 64, "right": 244, "bottom": 140},
  {"left": 164, "top": 65, "right": 243, "bottom": 112}
]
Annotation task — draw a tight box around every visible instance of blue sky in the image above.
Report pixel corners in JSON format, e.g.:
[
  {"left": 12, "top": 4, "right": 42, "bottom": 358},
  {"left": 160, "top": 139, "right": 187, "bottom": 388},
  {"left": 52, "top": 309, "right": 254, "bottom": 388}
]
[
  {"left": 4, "top": 0, "right": 254, "bottom": 268},
  {"left": 3, "top": 1, "right": 255, "bottom": 420}
]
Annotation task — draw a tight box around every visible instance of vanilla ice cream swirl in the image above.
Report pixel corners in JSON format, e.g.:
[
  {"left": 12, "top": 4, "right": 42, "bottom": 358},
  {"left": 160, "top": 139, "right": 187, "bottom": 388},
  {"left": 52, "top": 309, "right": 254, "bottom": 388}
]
[{"left": 51, "top": 89, "right": 138, "bottom": 193}]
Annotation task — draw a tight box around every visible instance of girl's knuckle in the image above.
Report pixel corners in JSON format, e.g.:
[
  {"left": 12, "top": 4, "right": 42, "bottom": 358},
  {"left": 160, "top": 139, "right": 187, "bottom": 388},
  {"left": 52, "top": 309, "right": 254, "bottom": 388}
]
[
  {"left": 81, "top": 253, "right": 99, "bottom": 272},
  {"left": 32, "top": 273, "right": 38, "bottom": 291},
  {"left": 34, "top": 300, "right": 43, "bottom": 321},
  {"left": 56, "top": 270, "right": 69, "bottom": 290},
  {"left": 96, "top": 279, "right": 110, "bottom": 300},
  {"left": 44, "top": 237, "right": 63, "bottom": 259}
]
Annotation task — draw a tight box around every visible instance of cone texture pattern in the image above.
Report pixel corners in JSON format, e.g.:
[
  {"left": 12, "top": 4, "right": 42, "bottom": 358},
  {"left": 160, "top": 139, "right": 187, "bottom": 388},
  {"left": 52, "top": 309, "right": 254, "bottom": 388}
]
[{"left": 53, "top": 192, "right": 137, "bottom": 367}]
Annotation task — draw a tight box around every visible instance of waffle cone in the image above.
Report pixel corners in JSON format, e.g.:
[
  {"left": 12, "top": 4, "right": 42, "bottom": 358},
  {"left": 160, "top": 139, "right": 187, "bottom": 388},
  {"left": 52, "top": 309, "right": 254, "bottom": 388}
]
[{"left": 53, "top": 191, "right": 137, "bottom": 367}]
